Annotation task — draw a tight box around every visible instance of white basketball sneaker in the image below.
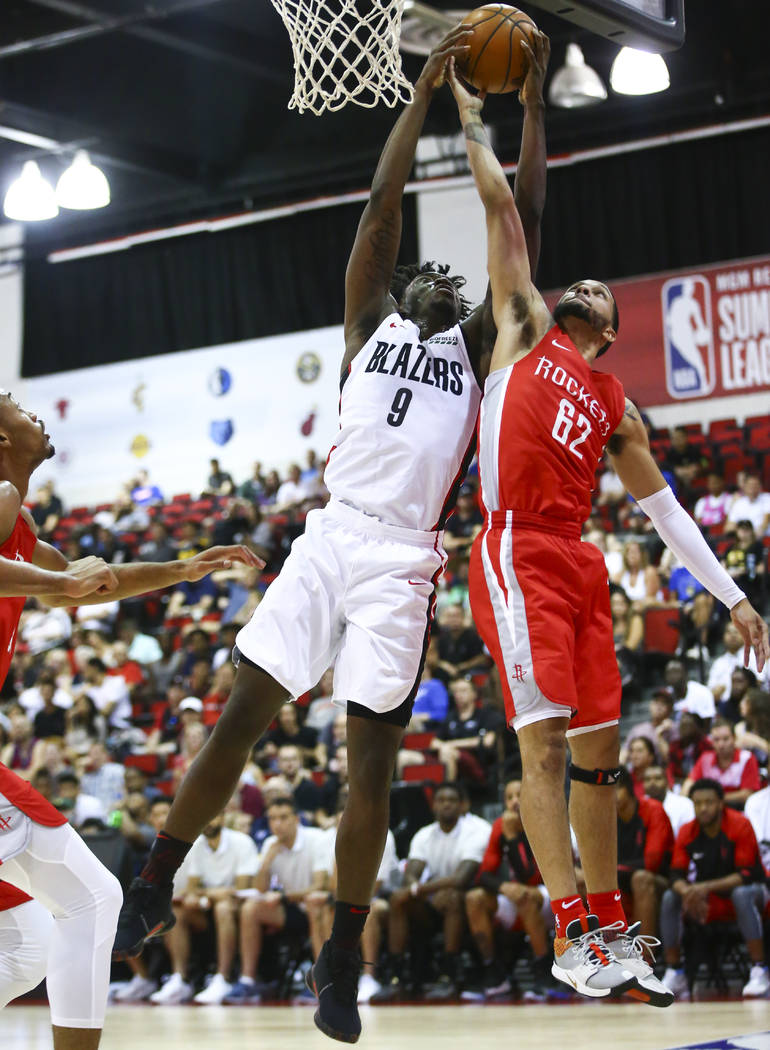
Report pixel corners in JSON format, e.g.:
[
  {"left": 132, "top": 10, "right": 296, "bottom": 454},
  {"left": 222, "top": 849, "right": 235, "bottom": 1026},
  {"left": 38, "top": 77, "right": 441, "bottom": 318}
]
[
  {"left": 149, "top": 972, "right": 193, "bottom": 1005},
  {"left": 552, "top": 914, "right": 636, "bottom": 998},
  {"left": 610, "top": 922, "right": 675, "bottom": 1007},
  {"left": 114, "top": 974, "right": 158, "bottom": 1002}
]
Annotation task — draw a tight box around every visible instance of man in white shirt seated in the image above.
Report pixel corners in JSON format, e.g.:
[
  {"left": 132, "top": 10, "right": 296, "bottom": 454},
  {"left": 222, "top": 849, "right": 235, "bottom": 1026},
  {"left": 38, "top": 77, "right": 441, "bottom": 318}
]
[
  {"left": 226, "top": 796, "right": 329, "bottom": 1004},
  {"left": 708, "top": 623, "right": 770, "bottom": 700},
  {"left": 642, "top": 765, "right": 695, "bottom": 837},
  {"left": 80, "top": 657, "right": 132, "bottom": 732},
  {"left": 373, "top": 781, "right": 490, "bottom": 1003},
  {"left": 80, "top": 741, "right": 126, "bottom": 813},
  {"left": 18, "top": 669, "right": 73, "bottom": 719},
  {"left": 724, "top": 473, "right": 770, "bottom": 538},
  {"left": 665, "top": 658, "right": 716, "bottom": 722},
  {"left": 150, "top": 811, "right": 259, "bottom": 1005}
]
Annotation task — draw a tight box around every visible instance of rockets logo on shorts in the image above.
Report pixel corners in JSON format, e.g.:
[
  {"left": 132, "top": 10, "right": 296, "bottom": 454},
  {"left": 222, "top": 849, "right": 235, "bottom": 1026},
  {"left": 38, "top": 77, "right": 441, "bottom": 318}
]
[
  {"left": 661, "top": 275, "right": 715, "bottom": 399},
  {"left": 511, "top": 665, "right": 527, "bottom": 682}
]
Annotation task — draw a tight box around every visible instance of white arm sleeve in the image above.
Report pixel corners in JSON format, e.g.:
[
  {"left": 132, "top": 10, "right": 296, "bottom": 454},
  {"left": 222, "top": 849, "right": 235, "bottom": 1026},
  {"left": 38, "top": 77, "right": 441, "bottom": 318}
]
[{"left": 636, "top": 486, "right": 746, "bottom": 611}]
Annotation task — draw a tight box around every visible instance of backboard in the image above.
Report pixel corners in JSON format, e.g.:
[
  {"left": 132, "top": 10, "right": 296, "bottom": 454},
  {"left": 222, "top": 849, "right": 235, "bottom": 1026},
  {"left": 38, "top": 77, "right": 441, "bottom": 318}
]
[{"left": 529, "top": 0, "right": 685, "bottom": 51}]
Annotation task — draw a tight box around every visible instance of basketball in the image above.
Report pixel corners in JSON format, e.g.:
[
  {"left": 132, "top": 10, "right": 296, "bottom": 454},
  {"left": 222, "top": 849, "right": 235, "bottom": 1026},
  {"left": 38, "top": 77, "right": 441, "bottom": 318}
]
[{"left": 456, "top": 4, "right": 538, "bottom": 94}]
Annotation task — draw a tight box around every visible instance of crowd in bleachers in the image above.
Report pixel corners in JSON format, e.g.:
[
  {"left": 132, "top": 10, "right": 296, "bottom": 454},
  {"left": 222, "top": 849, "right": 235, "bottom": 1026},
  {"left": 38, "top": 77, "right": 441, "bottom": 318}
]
[{"left": 3, "top": 411, "right": 770, "bottom": 1005}]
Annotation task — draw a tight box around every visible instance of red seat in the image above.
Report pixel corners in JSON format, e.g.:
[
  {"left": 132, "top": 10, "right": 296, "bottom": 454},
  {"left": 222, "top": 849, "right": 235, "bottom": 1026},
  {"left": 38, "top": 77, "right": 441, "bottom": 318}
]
[
  {"left": 153, "top": 778, "right": 174, "bottom": 797},
  {"left": 402, "top": 732, "right": 434, "bottom": 751},
  {"left": 401, "top": 762, "right": 445, "bottom": 784},
  {"left": 642, "top": 608, "right": 681, "bottom": 655},
  {"left": 171, "top": 493, "right": 192, "bottom": 503},
  {"left": 124, "top": 753, "right": 162, "bottom": 776},
  {"left": 708, "top": 417, "right": 738, "bottom": 437}
]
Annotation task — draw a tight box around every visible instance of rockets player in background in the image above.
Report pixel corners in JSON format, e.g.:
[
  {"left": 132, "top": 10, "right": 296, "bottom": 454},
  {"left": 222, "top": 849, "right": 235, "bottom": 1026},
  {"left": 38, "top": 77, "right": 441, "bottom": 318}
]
[
  {"left": 0, "top": 390, "right": 261, "bottom": 1050},
  {"left": 113, "top": 26, "right": 550, "bottom": 1045},
  {"left": 448, "top": 61, "right": 769, "bottom": 1007}
]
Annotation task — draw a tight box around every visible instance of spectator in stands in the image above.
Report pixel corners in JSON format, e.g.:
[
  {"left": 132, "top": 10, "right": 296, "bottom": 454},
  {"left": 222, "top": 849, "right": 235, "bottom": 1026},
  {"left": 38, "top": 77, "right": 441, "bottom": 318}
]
[
  {"left": 210, "top": 622, "right": 239, "bottom": 671},
  {"left": 151, "top": 631, "right": 185, "bottom": 694},
  {"left": 721, "top": 520, "right": 766, "bottom": 609},
  {"left": 301, "top": 450, "right": 320, "bottom": 488},
  {"left": 708, "top": 621, "right": 770, "bottom": 704},
  {"left": 19, "top": 598, "right": 72, "bottom": 655},
  {"left": 611, "top": 539, "right": 663, "bottom": 611},
  {"left": 274, "top": 463, "right": 310, "bottom": 514},
  {"left": 620, "top": 686, "right": 676, "bottom": 766},
  {"left": 665, "top": 658, "right": 716, "bottom": 721},
  {"left": 663, "top": 425, "right": 709, "bottom": 499},
  {"left": 745, "top": 782, "right": 770, "bottom": 891},
  {"left": 258, "top": 469, "right": 281, "bottom": 510},
  {"left": 225, "top": 797, "right": 329, "bottom": 1004},
  {"left": 110, "top": 789, "right": 157, "bottom": 867},
  {"left": 677, "top": 590, "right": 725, "bottom": 670},
  {"left": 717, "top": 667, "right": 757, "bottom": 724},
  {"left": 627, "top": 736, "right": 658, "bottom": 800},
  {"left": 202, "top": 661, "right": 235, "bottom": 723},
  {"left": 276, "top": 744, "right": 325, "bottom": 824},
  {"left": 206, "top": 458, "right": 235, "bottom": 498},
  {"left": 79, "top": 656, "right": 132, "bottom": 733},
  {"left": 138, "top": 520, "right": 175, "bottom": 563},
  {"left": 118, "top": 617, "right": 163, "bottom": 666},
  {"left": 694, "top": 471, "right": 733, "bottom": 531},
  {"left": 596, "top": 452, "right": 627, "bottom": 511},
  {"left": 642, "top": 764, "right": 695, "bottom": 838},
  {"left": 150, "top": 811, "right": 259, "bottom": 1005},
  {"left": 80, "top": 741, "right": 125, "bottom": 811},
  {"left": 615, "top": 766, "right": 673, "bottom": 938},
  {"left": 0, "top": 705, "right": 36, "bottom": 775},
  {"left": 30, "top": 478, "right": 63, "bottom": 539},
  {"left": 170, "top": 713, "right": 208, "bottom": 789},
  {"left": 584, "top": 526, "right": 623, "bottom": 580},
  {"left": 319, "top": 744, "right": 348, "bottom": 824},
  {"left": 144, "top": 681, "right": 186, "bottom": 754},
  {"left": 724, "top": 473, "right": 770, "bottom": 538},
  {"left": 667, "top": 712, "right": 714, "bottom": 786},
  {"left": 374, "top": 783, "right": 490, "bottom": 1002},
  {"left": 735, "top": 688, "right": 770, "bottom": 770},
  {"left": 682, "top": 718, "right": 761, "bottom": 809},
  {"left": 64, "top": 694, "right": 106, "bottom": 760},
  {"left": 610, "top": 587, "right": 643, "bottom": 701},
  {"left": 130, "top": 468, "right": 164, "bottom": 506},
  {"left": 176, "top": 628, "right": 212, "bottom": 677},
  {"left": 19, "top": 667, "right": 72, "bottom": 720},
  {"left": 165, "top": 571, "right": 220, "bottom": 621},
  {"left": 408, "top": 643, "right": 450, "bottom": 732},
  {"left": 319, "top": 710, "right": 347, "bottom": 765},
  {"left": 465, "top": 778, "right": 553, "bottom": 1001},
  {"left": 238, "top": 461, "right": 264, "bottom": 504},
  {"left": 428, "top": 678, "right": 501, "bottom": 792},
  {"left": 443, "top": 483, "right": 483, "bottom": 555},
  {"left": 304, "top": 668, "right": 337, "bottom": 733},
  {"left": 265, "top": 702, "right": 323, "bottom": 770},
  {"left": 32, "top": 677, "right": 67, "bottom": 739},
  {"left": 55, "top": 768, "right": 106, "bottom": 829},
  {"left": 435, "top": 604, "right": 488, "bottom": 684},
  {"left": 661, "top": 778, "right": 769, "bottom": 1000},
  {"left": 249, "top": 775, "right": 295, "bottom": 848}
]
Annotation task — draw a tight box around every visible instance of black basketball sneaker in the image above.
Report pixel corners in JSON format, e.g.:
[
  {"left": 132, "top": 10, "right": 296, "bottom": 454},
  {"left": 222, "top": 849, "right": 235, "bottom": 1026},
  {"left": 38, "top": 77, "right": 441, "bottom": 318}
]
[
  {"left": 307, "top": 940, "right": 362, "bottom": 1044},
  {"left": 112, "top": 877, "right": 175, "bottom": 960}
]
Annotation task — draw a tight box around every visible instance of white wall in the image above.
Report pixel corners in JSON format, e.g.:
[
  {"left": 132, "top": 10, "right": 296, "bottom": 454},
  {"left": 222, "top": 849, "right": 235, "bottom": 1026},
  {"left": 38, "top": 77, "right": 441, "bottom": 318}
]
[{"left": 0, "top": 223, "right": 24, "bottom": 397}]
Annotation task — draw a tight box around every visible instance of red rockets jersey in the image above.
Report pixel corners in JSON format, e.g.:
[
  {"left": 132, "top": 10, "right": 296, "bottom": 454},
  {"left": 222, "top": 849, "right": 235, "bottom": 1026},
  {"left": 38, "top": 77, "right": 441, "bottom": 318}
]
[
  {"left": 0, "top": 514, "right": 37, "bottom": 688},
  {"left": 478, "top": 326, "right": 626, "bottom": 526}
]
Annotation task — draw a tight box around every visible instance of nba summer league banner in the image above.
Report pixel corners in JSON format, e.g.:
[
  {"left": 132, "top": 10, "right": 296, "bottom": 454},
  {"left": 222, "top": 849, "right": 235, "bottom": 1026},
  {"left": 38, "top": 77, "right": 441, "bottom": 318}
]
[{"left": 546, "top": 254, "right": 770, "bottom": 410}]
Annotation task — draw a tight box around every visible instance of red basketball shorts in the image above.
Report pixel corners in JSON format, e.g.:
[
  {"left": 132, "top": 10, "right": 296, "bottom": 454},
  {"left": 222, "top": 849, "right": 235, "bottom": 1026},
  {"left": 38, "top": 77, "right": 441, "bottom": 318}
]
[{"left": 469, "top": 523, "right": 622, "bottom": 733}]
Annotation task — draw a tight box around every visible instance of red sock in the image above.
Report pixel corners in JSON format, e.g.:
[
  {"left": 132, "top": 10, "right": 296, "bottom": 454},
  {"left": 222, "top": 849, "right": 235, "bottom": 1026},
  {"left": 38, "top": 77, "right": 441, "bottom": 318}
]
[
  {"left": 551, "top": 895, "right": 587, "bottom": 938},
  {"left": 587, "top": 890, "right": 627, "bottom": 934}
]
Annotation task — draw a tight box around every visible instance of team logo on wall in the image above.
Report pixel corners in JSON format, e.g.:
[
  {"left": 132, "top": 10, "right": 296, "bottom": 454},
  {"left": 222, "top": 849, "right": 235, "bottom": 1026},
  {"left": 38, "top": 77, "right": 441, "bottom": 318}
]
[
  {"left": 55, "top": 398, "right": 70, "bottom": 420},
  {"left": 301, "top": 410, "right": 316, "bottom": 437},
  {"left": 296, "top": 352, "right": 322, "bottom": 384},
  {"left": 130, "top": 434, "right": 151, "bottom": 458},
  {"left": 209, "top": 419, "right": 234, "bottom": 446},
  {"left": 208, "top": 367, "right": 232, "bottom": 397},
  {"left": 661, "top": 275, "right": 715, "bottom": 399},
  {"left": 132, "top": 382, "right": 147, "bottom": 413}
]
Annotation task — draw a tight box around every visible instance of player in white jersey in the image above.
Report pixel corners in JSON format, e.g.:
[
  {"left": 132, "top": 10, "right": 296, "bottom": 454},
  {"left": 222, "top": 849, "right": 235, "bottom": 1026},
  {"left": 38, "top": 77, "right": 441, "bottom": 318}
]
[{"left": 113, "top": 26, "right": 550, "bottom": 1044}]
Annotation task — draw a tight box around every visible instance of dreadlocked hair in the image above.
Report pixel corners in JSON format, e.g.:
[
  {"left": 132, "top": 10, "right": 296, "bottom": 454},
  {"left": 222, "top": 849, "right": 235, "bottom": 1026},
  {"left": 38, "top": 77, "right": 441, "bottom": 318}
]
[{"left": 391, "top": 261, "right": 473, "bottom": 321}]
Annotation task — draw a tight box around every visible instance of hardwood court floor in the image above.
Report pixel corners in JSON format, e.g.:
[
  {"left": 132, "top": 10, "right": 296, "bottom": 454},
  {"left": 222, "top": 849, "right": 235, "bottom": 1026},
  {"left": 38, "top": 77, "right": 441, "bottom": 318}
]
[{"left": 4, "top": 1001, "right": 770, "bottom": 1050}]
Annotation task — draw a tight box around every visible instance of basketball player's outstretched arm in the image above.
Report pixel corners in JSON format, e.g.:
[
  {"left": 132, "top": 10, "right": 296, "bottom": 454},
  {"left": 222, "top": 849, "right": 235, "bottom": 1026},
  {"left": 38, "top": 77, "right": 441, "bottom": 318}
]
[
  {"left": 342, "top": 26, "right": 472, "bottom": 368},
  {"left": 608, "top": 400, "right": 769, "bottom": 671},
  {"left": 448, "top": 61, "right": 550, "bottom": 371}
]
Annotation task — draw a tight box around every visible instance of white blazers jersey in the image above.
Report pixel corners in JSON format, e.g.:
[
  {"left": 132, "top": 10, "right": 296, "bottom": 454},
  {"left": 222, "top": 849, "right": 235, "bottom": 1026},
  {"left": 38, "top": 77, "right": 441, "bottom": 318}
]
[{"left": 324, "top": 313, "right": 481, "bottom": 531}]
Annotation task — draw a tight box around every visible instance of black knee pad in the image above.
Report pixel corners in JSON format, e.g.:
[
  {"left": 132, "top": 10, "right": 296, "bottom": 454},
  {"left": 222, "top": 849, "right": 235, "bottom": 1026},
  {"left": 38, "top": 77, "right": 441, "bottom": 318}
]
[{"left": 569, "top": 763, "right": 623, "bottom": 786}]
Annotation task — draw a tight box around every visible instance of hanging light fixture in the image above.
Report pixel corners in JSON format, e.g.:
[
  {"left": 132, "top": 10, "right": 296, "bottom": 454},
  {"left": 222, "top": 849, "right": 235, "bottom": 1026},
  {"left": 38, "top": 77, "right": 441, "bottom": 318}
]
[
  {"left": 3, "top": 161, "right": 59, "bottom": 221},
  {"left": 548, "top": 43, "right": 607, "bottom": 108},
  {"left": 56, "top": 150, "right": 110, "bottom": 210},
  {"left": 610, "top": 47, "right": 670, "bottom": 96}
]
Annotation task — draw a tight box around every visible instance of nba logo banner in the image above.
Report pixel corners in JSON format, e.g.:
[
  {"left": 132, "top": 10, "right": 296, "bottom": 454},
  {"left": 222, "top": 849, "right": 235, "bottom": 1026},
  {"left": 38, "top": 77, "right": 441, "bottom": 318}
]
[{"left": 661, "top": 275, "right": 715, "bottom": 399}]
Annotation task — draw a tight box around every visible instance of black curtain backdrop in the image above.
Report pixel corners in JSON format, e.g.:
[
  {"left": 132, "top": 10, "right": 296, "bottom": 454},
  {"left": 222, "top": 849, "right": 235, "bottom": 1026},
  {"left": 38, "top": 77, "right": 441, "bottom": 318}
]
[{"left": 22, "top": 126, "right": 770, "bottom": 377}]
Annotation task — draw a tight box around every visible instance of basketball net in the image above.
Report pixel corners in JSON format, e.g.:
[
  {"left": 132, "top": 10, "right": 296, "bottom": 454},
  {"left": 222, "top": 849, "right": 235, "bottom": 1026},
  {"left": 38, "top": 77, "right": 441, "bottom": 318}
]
[{"left": 269, "top": 0, "right": 414, "bottom": 114}]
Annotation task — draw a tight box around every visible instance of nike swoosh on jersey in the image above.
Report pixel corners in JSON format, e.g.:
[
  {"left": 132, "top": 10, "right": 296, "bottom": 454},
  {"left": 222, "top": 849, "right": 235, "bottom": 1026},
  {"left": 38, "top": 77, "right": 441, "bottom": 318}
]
[{"left": 552, "top": 338, "right": 572, "bottom": 353}]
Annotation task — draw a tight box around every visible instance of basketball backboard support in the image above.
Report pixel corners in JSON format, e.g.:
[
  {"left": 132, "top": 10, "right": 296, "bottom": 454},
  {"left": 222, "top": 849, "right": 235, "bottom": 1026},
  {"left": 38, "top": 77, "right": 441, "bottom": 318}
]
[{"left": 528, "top": 0, "right": 685, "bottom": 51}]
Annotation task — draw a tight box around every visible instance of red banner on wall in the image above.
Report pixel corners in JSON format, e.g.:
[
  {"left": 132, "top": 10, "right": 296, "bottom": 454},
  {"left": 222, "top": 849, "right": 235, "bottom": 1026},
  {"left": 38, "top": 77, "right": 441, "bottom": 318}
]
[{"left": 547, "top": 255, "right": 770, "bottom": 409}]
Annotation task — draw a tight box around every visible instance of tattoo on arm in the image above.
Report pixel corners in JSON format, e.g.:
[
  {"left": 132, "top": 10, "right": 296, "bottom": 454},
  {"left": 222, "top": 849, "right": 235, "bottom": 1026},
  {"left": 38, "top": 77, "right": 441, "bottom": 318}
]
[
  {"left": 623, "top": 401, "right": 640, "bottom": 422},
  {"left": 464, "top": 120, "right": 493, "bottom": 152},
  {"left": 363, "top": 207, "right": 399, "bottom": 286}
]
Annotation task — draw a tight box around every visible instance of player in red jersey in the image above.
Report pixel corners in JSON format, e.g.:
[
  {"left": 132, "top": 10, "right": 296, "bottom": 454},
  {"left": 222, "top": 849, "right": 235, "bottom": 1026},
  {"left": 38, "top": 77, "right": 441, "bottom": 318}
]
[
  {"left": 0, "top": 390, "right": 261, "bottom": 1049},
  {"left": 448, "top": 61, "right": 769, "bottom": 1007}
]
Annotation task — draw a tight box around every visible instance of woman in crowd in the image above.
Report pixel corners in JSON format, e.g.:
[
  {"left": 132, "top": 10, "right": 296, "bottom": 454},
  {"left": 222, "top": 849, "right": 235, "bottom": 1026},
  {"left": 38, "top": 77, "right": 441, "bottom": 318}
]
[
  {"left": 612, "top": 539, "right": 663, "bottom": 610},
  {"left": 735, "top": 688, "right": 770, "bottom": 771},
  {"left": 626, "top": 736, "right": 658, "bottom": 800}
]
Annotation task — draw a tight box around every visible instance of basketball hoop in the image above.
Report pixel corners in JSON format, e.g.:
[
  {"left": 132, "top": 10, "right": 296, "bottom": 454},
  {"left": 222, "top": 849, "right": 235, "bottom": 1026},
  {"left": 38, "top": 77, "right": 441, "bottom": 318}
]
[{"left": 269, "top": 0, "right": 416, "bottom": 114}]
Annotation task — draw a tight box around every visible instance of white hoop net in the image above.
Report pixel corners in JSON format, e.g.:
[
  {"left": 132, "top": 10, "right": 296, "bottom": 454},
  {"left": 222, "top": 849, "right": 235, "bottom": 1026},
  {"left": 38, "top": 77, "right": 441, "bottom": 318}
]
[{"left": 269, "top": 0, "right": 415, "bottom": 114}]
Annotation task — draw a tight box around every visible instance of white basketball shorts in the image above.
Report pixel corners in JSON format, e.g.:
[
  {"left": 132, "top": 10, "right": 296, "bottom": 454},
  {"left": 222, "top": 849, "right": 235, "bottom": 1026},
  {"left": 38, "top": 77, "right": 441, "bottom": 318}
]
[
  {"left": 495, "top": 885, "right": 552, "bottom": 930},
  {"left": 235, "top": 498, "right": 446, "bottom": 717}
]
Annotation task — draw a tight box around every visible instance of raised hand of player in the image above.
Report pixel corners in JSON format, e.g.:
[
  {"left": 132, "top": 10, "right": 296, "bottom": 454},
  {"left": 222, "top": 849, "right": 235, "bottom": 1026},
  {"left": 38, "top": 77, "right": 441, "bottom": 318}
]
[
  {"left": 182, "top": 544, "right": 265, "bottom": 583},
  {"left": 446, "top": 56, "right": 486, "bottom": 118},
  {"left": 415, "top": 25, "right": 472, "bottom": 94},
  {"left": 518, "top": 29, "right": 550, "bottom": 107},
  {"left": 729, "top": 597, "right": 770, "bottom": 672},
  {"left": 62, "top": 556, "right": 118, "bottom": 597}
]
